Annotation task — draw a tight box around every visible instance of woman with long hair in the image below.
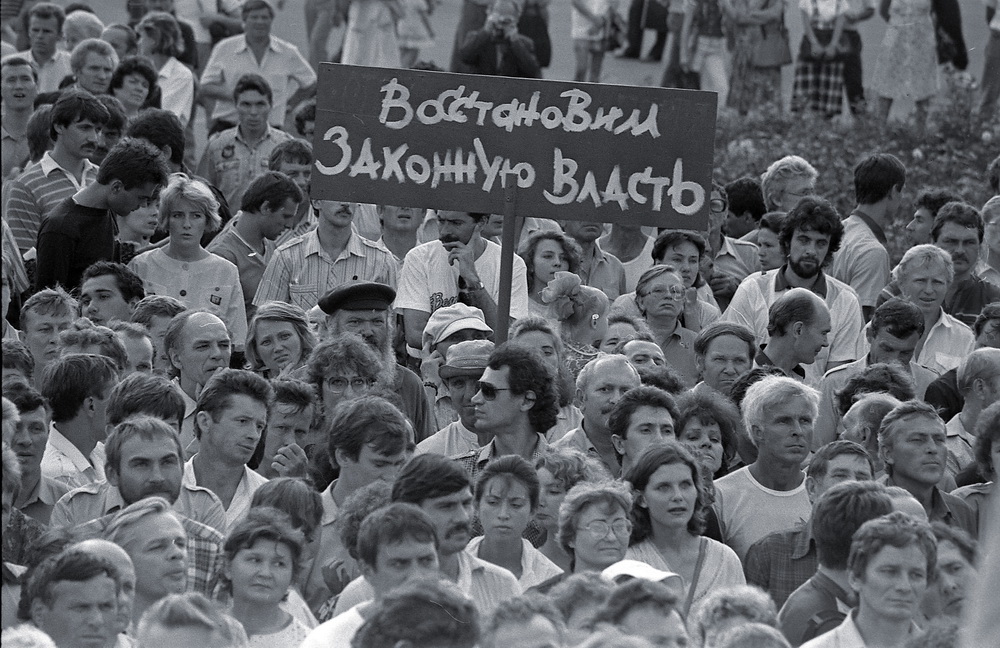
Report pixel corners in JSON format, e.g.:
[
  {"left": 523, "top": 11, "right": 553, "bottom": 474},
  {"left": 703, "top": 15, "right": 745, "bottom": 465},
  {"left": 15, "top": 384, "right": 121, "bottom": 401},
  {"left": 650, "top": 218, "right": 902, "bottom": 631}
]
[
  {"left": 136, "top": 11, "right": 195, "bottom": 124},
  {"left": 518, "top": 230, "right": 583, "bottom": 322},
  {"left": 246, "top": 301, "right": 317, "bottom": 379},
  {"left": 625, "top": 442, "right": 745, "bottom": 616}
]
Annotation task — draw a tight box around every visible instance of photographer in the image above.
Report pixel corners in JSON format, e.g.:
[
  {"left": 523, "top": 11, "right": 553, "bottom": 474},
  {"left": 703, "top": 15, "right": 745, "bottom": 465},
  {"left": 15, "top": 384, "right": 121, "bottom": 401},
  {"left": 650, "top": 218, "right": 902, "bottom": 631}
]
[{"left": 459, "top": 0, "right": 542, "bottom": 78}]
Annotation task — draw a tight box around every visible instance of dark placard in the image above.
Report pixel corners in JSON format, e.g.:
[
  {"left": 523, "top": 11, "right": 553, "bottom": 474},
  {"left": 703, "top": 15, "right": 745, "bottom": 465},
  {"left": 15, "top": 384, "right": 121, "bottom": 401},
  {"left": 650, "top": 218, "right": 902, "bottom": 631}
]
[{"left": 312, "top": 64, "right": 717, "bottom": 229}]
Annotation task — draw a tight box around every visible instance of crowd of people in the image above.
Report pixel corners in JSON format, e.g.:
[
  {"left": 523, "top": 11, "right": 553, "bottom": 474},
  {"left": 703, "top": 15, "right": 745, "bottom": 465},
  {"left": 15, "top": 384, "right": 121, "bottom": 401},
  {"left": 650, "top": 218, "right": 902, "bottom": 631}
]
[{"left": 2, "top": 1, "right": 1000, "bottom": 648}]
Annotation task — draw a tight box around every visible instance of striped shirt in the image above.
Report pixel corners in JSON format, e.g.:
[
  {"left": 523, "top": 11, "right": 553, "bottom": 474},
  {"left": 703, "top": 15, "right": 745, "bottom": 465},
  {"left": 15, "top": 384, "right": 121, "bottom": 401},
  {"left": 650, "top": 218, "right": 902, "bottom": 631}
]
[
  {"left": 4, "top": 152, "right": 99, "bottom": 253},
  {"left": 253, "top": 229, "right": 398, "bottom": 310}
]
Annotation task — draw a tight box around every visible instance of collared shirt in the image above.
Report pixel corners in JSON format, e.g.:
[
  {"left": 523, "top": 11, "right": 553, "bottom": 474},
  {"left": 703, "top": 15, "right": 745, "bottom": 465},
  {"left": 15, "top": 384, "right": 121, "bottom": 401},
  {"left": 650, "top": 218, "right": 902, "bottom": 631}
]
[
  {"left": 724, "top": 267, "right": 866, "bottom": 385},
  {"left": 656, "top": 321, "right": 699, "bottom": 387},
  {"left": 883, "top": 475, "right": 978, "bottom": 538},
  {"left": 254, "top": 228, "right": 398, "bottom": 310},
  {"left": 779, "top": 570, "right": 855, "bottom": 646},
  {"left": 800, "top": 609, "right": 920, "bottom": 648},
  {"left": 577, "top": 241, "right": 627, "bottom": 301},
  {"left": 753, "top": 345, "right": 806, "bottom": 380},
  {"left": 466, "top": 537, "right": 563, "bottom": 590},
  {"left": 182, "top": 458, "right": 269, "bottom": 532},
  {"left": 17, "top": 49, "right": 72, "bottom": 94},
  {"left": 40, "top": 425, "right": 106, "bottom": 489},
  {"left": 269, "top": 208, "right": 319, "bottom": 253},
  {"left": 303, "top": 483, "right": 345, "bottom": 613},
  {"left": 552, "top": 425, "right": 620, "bottom": 477},
  {"left": 912, "top": 309, "right": 975, "bottom": 375},
  {"left": 206, "top": 215, "right": 269, "bottom": 312},
  {"left": 50, "top": 479, "right": 227, "bottom": 533},
  {"left": 200, "top": 34, "right": 316, "bottom": 126},
  {"left": 176, "top": 379, "right": 198, "bottom": 457},
  {"left": 944, "top": 414, "right": 975, "bottom": 478},
  {"left": 744, "top": 518, "right": 817, "bottom": 609},
  {"left": 197, "top": 125, "right": 293, "bottom": 209},
  {"left": 456, "top": 433, "right": 550, "bottom": 490},
  {"left": 831, "top": 213, "right": 891, "bottom": 308},
  {"left": 331, "top": 550, "right": 521, "bottom": 619},
  {"left": 1, "top": 123, "right": 29, "bottom": 179},
  {"left": 713, "top": 235, "right": 761, "bottom": 287},
  {"left": 15, "top": 474, "right": 70, "bottom": 525},
  {"left": 3, "top": 152, "right": 100, "bottom": 253},
  {"left": 157, "top": 55, "right": 195, "bottom": 124},
  {"left": 976, "top": 258, "right": 1000, "bottom": 287},
  {"left": 944, "top": 274, "right": 1000, "bottom": 327},
  {"left": 415, "top": 419, "right": 480, "bottom": 457}
]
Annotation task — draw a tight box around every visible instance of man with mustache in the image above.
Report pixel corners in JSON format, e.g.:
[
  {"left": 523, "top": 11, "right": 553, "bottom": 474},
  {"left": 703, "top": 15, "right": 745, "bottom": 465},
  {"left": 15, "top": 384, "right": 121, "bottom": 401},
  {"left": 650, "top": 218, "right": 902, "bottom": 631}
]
[
  {"left": 931, "top": 202, "right": 1000, "bottom": 327},
  {"left": 396, "top": 210, "right": 529, "bottom": 356},
  {"left": 724, "top": 197, "right": 865, "bottom": 386},
  {"left": 5, "top": 89, "right": 107, "bottom": 254},
  {"left": 877, "top": 400, "right": 976, "bottom": 537},
  {"left": 331, "top": 454, "right": 520, "bottom": 619}
]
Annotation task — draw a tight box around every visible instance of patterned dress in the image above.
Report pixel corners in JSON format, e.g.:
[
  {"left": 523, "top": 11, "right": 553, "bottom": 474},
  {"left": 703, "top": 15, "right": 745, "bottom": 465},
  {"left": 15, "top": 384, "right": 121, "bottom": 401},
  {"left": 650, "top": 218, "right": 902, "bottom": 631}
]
[
  {"left": 870, "top": 0, "right": 938, "bottom": 101},
  {"left": 725, "top": 0, "right": 785, "bottom": 114},
  {"left": 791, "top": 0, "right": 848, "bottom": 117}
]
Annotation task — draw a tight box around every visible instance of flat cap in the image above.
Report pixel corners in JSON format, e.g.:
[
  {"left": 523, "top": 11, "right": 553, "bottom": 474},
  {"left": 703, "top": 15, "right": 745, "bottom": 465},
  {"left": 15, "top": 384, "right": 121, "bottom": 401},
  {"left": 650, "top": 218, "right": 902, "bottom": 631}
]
[{"left": 318, "top": 281, "right": 395, "bottom": 314}]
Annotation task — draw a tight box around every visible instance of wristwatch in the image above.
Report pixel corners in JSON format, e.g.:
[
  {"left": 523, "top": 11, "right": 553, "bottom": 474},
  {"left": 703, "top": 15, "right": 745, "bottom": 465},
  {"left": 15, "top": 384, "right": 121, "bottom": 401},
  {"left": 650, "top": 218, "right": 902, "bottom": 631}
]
[{"left": 467, "top": 279, "right": 485, "bottom": 292}]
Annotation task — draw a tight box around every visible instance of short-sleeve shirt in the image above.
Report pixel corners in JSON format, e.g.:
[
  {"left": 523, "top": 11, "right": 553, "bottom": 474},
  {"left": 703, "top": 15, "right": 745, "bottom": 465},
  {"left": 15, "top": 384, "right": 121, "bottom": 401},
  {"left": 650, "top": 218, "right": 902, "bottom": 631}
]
[
  {"left": 182, "top": 457, "right": 269, "bottom": 532},
  {"left": 40, "top": 426, "right": 106, "bottom": 489},
  {"left": 206, "top": 215, "right": 268, "bottom": 312},
  {"left": 911, "top": 309, "right": 975, "bottom": 375},
  {"left": 395, "top": 239, "right": 529, "bottom": 319},
  {"left": 723, "top": 267, "right": 866, "bottom": 386},
  {"left": 200, "top": 34, "right": 316, "bottom": 126},
  {"left": 945, "top": 415, "right": 975, "bottom": 478},
  {"left": 578, "top": 241, "right": 627, "bottom": 301},
  {"left": 253, "top": 229, "right": 398, "bottom": 310},
  {"left": 830, "top": 214, "right": 891, "bottom": 308},
  {"left": 197, "top": 126, "right": 293, "bottom": 209}
]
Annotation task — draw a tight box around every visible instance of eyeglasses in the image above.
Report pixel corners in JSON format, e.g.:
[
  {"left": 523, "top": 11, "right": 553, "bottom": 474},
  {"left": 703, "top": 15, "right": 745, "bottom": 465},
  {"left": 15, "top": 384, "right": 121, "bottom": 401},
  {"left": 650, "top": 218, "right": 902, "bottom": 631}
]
[
  {"left": 641, "top": 286, "right": 685, "bottom": 301},
  {"left": 578, "top": 519, "right": 632, "bottom": 538},
  {"left": 324, "top": 376, "right": 375, "bottom": 393},
  {"left": 476, "top": 381, "right": 512, "bottom": 401},
  {"left": 710, "top": 198, "right": 728, "bottom": 214}
]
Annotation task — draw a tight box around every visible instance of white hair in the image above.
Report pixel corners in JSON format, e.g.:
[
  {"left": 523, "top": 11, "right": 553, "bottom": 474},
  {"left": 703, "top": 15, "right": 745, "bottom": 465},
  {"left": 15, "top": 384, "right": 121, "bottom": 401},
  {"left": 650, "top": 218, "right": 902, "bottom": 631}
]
[
  {"left": 892, "top": 244, "right": 954, "bottom": 285},
  {"left": 741, "top": 375, "right": 819, "bottom": 444}
]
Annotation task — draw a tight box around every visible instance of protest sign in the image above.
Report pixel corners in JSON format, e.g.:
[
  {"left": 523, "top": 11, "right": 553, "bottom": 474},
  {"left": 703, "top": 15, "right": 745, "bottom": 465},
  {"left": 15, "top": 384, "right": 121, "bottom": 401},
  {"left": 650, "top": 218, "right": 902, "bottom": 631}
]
[{"left": 312, "top": 64, "right": 717, "bottom": 230}]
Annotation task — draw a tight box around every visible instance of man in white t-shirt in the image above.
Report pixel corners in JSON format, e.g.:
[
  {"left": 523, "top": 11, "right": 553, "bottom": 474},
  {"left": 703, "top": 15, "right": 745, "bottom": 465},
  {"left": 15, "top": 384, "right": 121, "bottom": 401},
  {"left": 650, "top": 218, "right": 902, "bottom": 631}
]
[
  {"left": 713, "top": 375, "right": 816, "bottom": 562},
  {"left": 300, "top": 503, "right": 441, "bottom": 648},
  {"left": 395, "top": 210, "right": 528, "bottom": 356}
]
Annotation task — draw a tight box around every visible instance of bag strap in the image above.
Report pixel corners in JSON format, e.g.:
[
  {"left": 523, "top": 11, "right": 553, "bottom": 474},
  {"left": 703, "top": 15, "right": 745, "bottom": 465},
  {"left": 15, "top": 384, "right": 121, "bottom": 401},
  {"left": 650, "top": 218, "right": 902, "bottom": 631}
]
[{"left": 682, "top": 537, "right": 709, "bottom": 617}]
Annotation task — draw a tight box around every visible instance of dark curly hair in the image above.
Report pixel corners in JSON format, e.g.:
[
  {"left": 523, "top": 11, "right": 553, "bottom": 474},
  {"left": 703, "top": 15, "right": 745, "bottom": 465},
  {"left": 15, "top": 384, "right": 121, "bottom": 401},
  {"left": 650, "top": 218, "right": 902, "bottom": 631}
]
[
  {"left": 489, "top": 342, "right": 560, "bottom": 434},
  {"left": 517, "top": 230, "right": 582, "bottom": 293},
  {"left": 779, "top": 197, "right": 844, "bottom": 268}
]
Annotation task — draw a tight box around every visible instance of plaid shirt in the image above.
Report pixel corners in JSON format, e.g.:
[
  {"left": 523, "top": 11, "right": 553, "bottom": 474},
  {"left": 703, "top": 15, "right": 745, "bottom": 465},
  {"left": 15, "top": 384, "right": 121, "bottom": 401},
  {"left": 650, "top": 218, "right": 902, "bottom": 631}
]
[
  {"left": 743, "top": 518, "right": 817, "bottom": 609},
  {"left": 71, "top": 512, "right": 224, "bottom": 596}
]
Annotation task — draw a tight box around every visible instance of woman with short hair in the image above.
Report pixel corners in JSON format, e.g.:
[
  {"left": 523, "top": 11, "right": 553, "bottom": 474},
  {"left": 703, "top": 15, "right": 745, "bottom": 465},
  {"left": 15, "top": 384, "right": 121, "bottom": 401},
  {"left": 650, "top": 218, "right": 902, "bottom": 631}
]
[{"left": 245, "top": 301, "right": 317, "bottom": 379}]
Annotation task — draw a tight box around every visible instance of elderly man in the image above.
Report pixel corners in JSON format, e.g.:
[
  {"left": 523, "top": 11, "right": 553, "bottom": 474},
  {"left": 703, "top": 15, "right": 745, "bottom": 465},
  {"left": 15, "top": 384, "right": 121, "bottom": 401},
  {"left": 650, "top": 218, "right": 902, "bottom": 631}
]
[
  {"left": 840, "top": 393, "right": 902, "bottom": 476},
  {"left": 419, "top": 302, "right": 493, "bottom": 424},
  {"left": 317, "top": 281, "right": 434, "bottom": 441},
  {"left": 725, "top": 198, "right": 865, "bottom": 386},
  {"left": 892, "top": 245, "right": 975, "bottom": 375},
  {"left": 417, "top": 340, "right": 495, "bottom": 457},
  {"left": 714, "top": 375, "right": 817, "bottom": 562},
  {"left": 161, "top": 311, "right": 232, "bottom": 452},
  {"left": 692, "top": 322, "right": 755, "bottom": 396},
  {"left": 946, "top": 348, "right": 1000, "bottom": 477},
  {"left": 815, "top": 298, "right": 939, "bottom": 448},
  {"left": 760, "top": 155, "right": 818, "bottom": 215},
  {"left": 554, "top": 354, "right": 641, "bottom": 477},
  {"left": 745, "top": 440, "right": 876, "bottom": 608},
  {"left": 925, "top": 302, "right": 1000, "bottom": 421},
  {"left": 877, "top": 400, "right": 977, "bottom": 537},
  {"left": 753, "top": 288, "right": 831, "bottom": 383}
]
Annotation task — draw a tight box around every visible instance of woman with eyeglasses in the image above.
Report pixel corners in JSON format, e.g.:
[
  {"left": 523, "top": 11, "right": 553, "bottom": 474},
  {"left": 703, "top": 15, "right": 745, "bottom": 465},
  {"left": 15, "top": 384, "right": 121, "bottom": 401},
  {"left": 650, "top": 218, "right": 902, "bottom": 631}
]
[
  {"left": 306, "top": 333, "right": 382, "bottom": 419},
  {"left": 625, "top": 442, "right": 744, "bottom": 617},
  {"left": 245, "top": 301, "right": 317, "bottom": 379},
  {"left": 633, "top": 265, "right": 699, "bottom": 387},
  {"left": 531, "top": 480, "right": 633, "bottom": 594}
]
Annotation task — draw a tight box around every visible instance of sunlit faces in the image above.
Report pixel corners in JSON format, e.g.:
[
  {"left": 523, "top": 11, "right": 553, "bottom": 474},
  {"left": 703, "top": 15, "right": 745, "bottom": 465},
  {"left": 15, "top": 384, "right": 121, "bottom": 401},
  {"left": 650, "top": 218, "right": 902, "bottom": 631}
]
[
  {"left": 11, "top": 405, "right": 50, "bottom": 473},
  {"left": 534, "top": 467, "right": 565, "bottom": 530},
  {"left": 315, "top": 200, "right": 355, "bottom": 228},
  {"left": 757, "top": 227, "right": 784, "bottom": 271},
  {"left": 419, "top": 487, "right": 475, "bottom": 555},
  {"left": 334, "top": 443, "right": 407, "bottom": 491},
  {"left": 167, "top": 198, "right": 210, "bottom": 244},
  {"left": 934, "top": 221, "right": 980, "bottom": 279},
  {"left": 260, "top": 197, "right": 299, "bottom": 239},
  {"left": 444, "top": 374, "right": 481, "bottom": 429},
  {"left": 126, "top": 512, "right": 188, "bottom": 599},
  {"left": 478, "top": 475, "right": 534, "bottom": 541},
  {"left": 278, "top": 160, "right": 312, "bottom": 197},
  {"left": 882, "top": 416, "right": 946, "bottom": 487},
  {"left": 787, "top": 228, "right": 830, "bottom": 279},
  {"left": 618, "top": 606, "right": 689, "bottom": 648},
  {"left": 792, "top": 308, "right": 831, "bottom": 365},
  {"left": 28, "top": 15, "right": 61, "bottom": 58},
  {"left": 777, "top": 176, "right": 815, "bottom": 212},
  {"left": 80, "top": 274, "right": 136, "bottom": 325},
  {"left": 599, "top": 321, "right": 639, "bottom": 354},
  {"left": 866, "top": 329, "right": 919, "bottom": 367},
  {"left": 110, "top": 436, "right": 183, "bottom": 505},
  {"left": 472, "top": 365, "right": 528, "bottom": 433},
  {"left": 640, "top": 462, "right": 697, "bottom": 531},
  {"left": 170, "top": 313, "right": 231, "bottom": 386},
  {"left": 637, "top": 271, "right": 685, "bottom": 320},
  {"left": 677, "top": 418, "right": 724, "bottom": 475},
  {"left": 196, "top": 394, "right": 268, "bottom": 466},
  {"left": 513, "top": 330, "right": 560, "bottom": 372},
  {"left": 31, "top": 574, "right": 119, "bottom": 648},
  {"left": 569, "top": 501, "right": 630, "bottom": 571},
  {"left": 906, "top": 207, "right": 935, "bottom": 246},
  {"left": 320, "top": 370, "right": 375, "bottom": 413},
  {"left": 656, "top": 241, "right": 700, "bottom": 288},
  {"left": 437, "top": 210, "right": 480, "bottom": 246},
  {"left": 260, "top": 402, "right": 315, "bottom": 478},
  {"left": 56, "top": 117, "right": 100, "bottom": 160},
  {"left": 77, "top": 52, "right": 116, "bottom": 94},
  {"left": 577, "top": 359, "right": 640, "bottom": 430},
  {"left": 751, "top": 395, "right": 815, "bottom": 465},
  {"left": 696, "top": 334, "right": 752, "bottom": 393},
  {"left": 333, "top": 309, "right": 389, "bottom": 353},
  {"left": 898, "top": 259, "right": 950, "bottom": 316},
  {"left": 612, "top": 406, "right": 675, "bottom": 468},
  {"left": 227, "top": 538, "right": 294, "bottom": 607},
  {"left": 121, "top": 203, "right": 160, "bottom": 240},
  {"left": 930, "top": 539, "right": 976, "bottom": 618},
  {"left": 849, "top": 543, "right": 929, "bottom": 623},
  {"left": 491, "top": 615, "right": 564, "bottom": 648},
  {"left": 532, "top": 239, "right": 570, "bottom": 287},
  {"left": 810, "top": 454, "right": 873, "bottom": 502},
  {"left": 241, "top": 6, "right": 274, "bottom": 38},
  {"left": 622, "top": 340, "right": 666, "bottom": 370},
  {"left": 1, "top": 61, "right": 37, "bottom": 111},
  {"left": 115, "top": 73, "right": 151, "bottom": 109},
  {"left": 361, "top": 537, "right": 439, "bottom": 597},
  {"left": 253, "top": 320, "right": 303, "bottom": 374},
  {"left": 22, "top": 308, "right": 75, "bottom": 369}
]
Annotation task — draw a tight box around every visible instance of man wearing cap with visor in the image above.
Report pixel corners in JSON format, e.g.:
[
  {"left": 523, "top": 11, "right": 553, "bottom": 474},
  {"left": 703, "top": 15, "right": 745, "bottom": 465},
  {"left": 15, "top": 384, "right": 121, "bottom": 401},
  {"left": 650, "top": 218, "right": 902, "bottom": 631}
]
[
  {"left": 416, "top": 340, "right": 496, "bottom": 457},
  {"left": 318, "top": 281, "right": 435, "bottom": 441},
  {"left": 420, "top": 303, "right": 494, "bottom": 426}
]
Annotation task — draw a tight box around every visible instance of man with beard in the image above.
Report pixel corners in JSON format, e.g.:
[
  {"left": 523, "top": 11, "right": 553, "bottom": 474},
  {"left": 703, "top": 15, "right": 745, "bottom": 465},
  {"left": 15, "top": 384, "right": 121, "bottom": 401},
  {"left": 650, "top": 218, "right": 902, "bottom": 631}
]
[
  {"left": 396, "top": 210, "right": 529, "bottom": 354},
  {"left": 831, "top": 154, "right": 905, "bottom": 321},
  {"left": 318, "top": 281, "right": 434, "bottom": 441},
  {"left": 4, "top": 89, "right": 107, "bottom": 254},
  {"left": 331, "top": 454, "right": 520, "bottom": 618},
  {"left": 724, "top": 197, "right": 865, "bottom": 386},
  {"left": 183, "top": 369, "right": 273, "bottom": 531},
  {"left": 754, "top": 288, "right": 831, "bottom": 383}
]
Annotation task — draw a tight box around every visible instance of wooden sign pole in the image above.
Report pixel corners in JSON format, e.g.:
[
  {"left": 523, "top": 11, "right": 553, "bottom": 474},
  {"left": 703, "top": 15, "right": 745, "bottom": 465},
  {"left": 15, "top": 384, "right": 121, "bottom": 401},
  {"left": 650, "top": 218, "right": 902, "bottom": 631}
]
[{"left": 495, "top": 184, "right": 517, "bottom": 344}]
